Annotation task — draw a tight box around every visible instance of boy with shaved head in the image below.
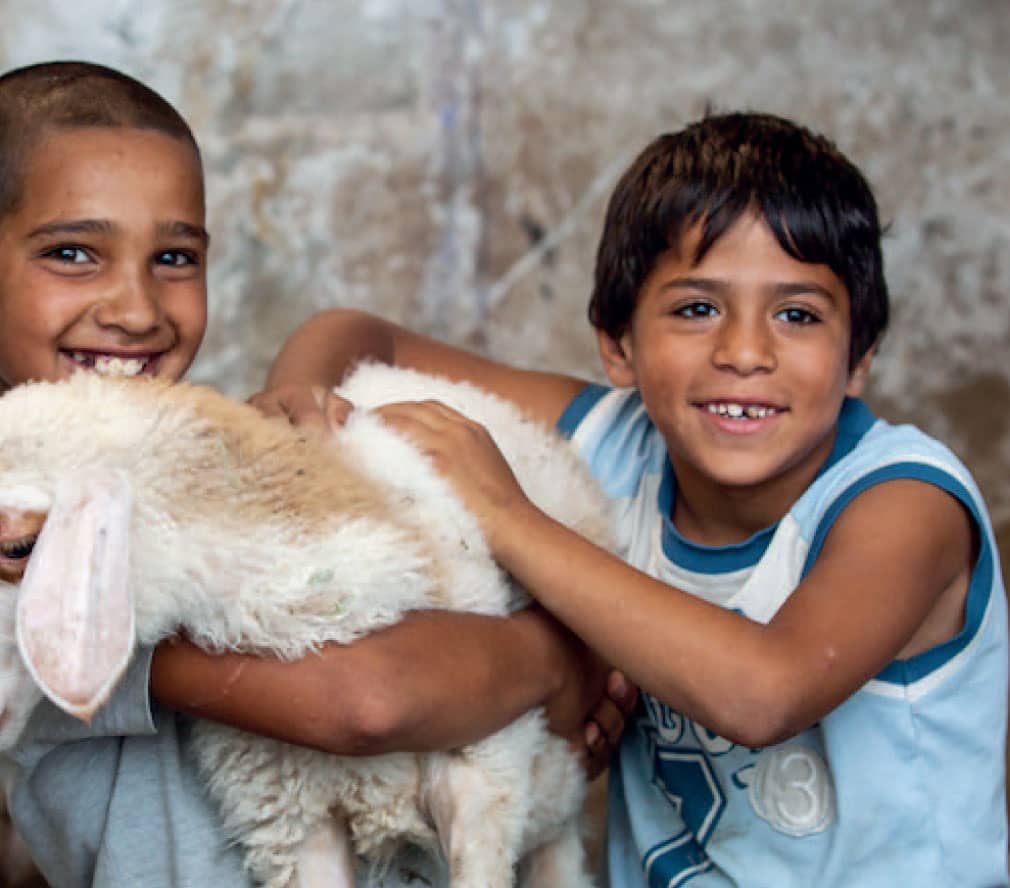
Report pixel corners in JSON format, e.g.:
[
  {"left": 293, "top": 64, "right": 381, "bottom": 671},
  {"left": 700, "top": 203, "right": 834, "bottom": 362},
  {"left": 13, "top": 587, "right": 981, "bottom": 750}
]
[{"left": 0, "top": 61, "right": 631, "bottom": 888}]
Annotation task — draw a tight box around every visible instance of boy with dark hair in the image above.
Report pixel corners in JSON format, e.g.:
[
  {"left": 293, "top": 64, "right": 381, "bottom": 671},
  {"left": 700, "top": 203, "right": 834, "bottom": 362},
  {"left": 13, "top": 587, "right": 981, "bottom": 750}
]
[
  {"left": 0, "top": 60, "right": 628, "bottom": 888},
  {"left": 260, "top": 112, "right": 1008, "bottom": 886}
]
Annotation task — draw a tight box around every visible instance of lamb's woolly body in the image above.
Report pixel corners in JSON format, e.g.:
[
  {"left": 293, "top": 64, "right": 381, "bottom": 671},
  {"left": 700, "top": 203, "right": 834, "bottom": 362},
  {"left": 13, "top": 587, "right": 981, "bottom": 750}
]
[{"left": 0, "top": 366, "right": 613, "bottom": 888}]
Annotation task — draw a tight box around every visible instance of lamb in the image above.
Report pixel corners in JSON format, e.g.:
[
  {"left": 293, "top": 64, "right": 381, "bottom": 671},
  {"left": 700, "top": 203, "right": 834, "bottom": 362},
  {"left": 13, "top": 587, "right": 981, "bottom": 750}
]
[{"left": 0, "top": 363, "right": 615, "bottom": 888}]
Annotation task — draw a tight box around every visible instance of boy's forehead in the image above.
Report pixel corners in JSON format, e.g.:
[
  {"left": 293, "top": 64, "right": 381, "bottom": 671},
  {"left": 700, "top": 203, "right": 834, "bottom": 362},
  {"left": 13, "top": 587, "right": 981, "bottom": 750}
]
[
  {"left": 12, "top": 127, "right": 205, "bottom": 225},
  {"left": 33, "top": 125, "right": 203, "bottom": 180},
  {"left": 656, "top": 214, "right": 849, "bottom": 298}
]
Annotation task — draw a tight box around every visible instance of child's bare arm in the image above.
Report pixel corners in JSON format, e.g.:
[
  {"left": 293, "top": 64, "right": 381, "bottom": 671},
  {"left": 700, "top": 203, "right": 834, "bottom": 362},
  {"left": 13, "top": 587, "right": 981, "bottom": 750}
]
[
  {"left": 257, "top": 308, "right": 586, "bottom": 429},
  {"left": 377, "top": 399, "right": 977, "bottom": 749},
  {"left": 243, "top": 310, "right": 637, "bottom": 767},
  {"left": 151, "top": 606, "right": 623, "bottom": 757}
]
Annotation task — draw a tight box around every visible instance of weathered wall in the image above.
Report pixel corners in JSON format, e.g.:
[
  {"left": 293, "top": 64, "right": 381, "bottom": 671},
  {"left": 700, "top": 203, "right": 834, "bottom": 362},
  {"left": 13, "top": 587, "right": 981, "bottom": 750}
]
[
  {"left": 1, "top": 0, "right": 1007, "bottom": 554},
  {"left": 0, "top": 2, "right": 1007, "bottom": 885}
]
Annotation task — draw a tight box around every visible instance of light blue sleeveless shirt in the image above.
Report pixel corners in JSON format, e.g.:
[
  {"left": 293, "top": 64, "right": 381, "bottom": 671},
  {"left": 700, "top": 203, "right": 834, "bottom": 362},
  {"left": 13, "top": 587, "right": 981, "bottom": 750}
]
[{"left": 559, "top": 387, "right": 1008, "bottom": 888}]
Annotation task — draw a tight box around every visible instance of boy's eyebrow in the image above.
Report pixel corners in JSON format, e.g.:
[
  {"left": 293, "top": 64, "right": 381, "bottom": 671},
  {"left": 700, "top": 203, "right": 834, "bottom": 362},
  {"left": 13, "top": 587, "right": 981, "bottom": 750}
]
[
  {"left": 659, "top": 277, "right": 839, "bottom": 300},
  {"left": 156, "top": 220, "right": 211, "bottom": 246},
  {"left": 770, "top": 281, "right": 839, "bottom": 301},
  {"left": 25, "top": 218, "right": 210, "bottom": 247},
  {"left": 26, "top": 219, "right": 115, "bottom": 239},
  {"left": 659, "top": 276, "right": 723, "bottom": 293}
]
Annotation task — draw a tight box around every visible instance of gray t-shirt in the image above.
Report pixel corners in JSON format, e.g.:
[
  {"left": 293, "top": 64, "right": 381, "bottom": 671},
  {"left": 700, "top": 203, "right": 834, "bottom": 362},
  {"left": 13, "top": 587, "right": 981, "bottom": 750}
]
[{"left": 4, "top": 648, "right": 445, "bottom": 888}]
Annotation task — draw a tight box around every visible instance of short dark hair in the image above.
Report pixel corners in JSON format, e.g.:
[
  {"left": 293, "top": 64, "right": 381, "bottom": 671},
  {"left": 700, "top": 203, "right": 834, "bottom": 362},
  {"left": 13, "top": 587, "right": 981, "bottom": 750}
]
[
  {"left": 0, "top": 60, "right": 202, "bottom": 219},
  {"left": 588, "top": 112, "right": 888, "bottom": 366}
]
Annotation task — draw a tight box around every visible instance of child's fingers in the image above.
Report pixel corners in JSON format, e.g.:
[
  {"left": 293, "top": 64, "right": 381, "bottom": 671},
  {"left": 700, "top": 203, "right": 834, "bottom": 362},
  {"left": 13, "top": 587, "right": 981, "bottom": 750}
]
[
  {"left": 375, "top": 400, "right": 493, "bottom": 455},
  {"left": 321, "top": 392, "right": 354, "bottom": 433},
  {"left": 583, "top": 721, "right": 609, "bottom": 781},
  {"left": 375, "top": 399, "right": 474, "bottom": 433},
  {"left": 247, "top": 384, "right": 319, "bottom": 423},
  {"left": 607, "top": 670, "right": 638, "bottom": 715},
  {"left": 588, "top": 697, "right": 628, "bottom": 748},
  {"left": 246, "top": 389, "right": 284, "bottom": 416},
  {"left": 248, "top": 385, "right": 352, "bottom": 436},
  {"left": 578, "top": 669, "right": 638, "bottom": 778}
]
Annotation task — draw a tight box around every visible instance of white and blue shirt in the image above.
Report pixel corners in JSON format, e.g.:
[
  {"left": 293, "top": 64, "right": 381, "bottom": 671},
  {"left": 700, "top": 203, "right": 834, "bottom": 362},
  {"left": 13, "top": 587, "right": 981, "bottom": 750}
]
[{"left": 559, "top": 387, "right": 1008, "bottom": 888}]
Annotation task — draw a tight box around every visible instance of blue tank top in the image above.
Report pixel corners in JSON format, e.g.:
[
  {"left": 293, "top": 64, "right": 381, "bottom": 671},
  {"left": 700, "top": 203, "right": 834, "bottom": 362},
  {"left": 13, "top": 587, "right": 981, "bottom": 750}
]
[{"left": 559, "top": 388, "right": 1008, "bottom": 888}]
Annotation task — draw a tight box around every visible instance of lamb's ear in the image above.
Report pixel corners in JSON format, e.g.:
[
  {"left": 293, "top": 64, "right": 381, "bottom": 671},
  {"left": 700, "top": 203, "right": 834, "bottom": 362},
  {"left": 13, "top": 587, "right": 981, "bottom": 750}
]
[{"left": 16, "top": 474, "right": 135, "bottom": 723}]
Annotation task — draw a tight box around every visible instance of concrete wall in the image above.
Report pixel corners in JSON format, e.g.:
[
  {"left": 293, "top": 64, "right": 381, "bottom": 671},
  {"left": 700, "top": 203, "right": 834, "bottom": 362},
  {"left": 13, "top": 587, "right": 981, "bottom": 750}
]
[
  {"left": 0, "top": 1, "right": 1007, "bottom": 884},
  {"left": 1, "top": 0, "right": 1007, "bottom": 582}
]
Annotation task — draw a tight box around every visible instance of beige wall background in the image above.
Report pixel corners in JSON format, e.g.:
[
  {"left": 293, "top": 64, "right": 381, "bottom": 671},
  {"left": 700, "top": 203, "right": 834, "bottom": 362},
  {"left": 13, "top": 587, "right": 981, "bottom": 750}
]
[
  {"left": 0, "top": 2, "right": 1007, "bottom": 884},
  {"left": 1, "top": 0, "right": 1007, "bottom": 568}
]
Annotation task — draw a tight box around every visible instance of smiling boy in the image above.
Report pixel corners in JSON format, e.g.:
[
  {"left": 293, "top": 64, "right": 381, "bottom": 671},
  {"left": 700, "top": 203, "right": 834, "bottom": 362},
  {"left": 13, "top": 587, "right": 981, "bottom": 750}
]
[
  {"left": 0, "top": 91, "right": 207, "bottom": 389},
  {"left": 0, "top": 61, "right": 630, "bottom": 888},
  {"left": 260, "top": 113, "right": 1008, "bottom": 885}
]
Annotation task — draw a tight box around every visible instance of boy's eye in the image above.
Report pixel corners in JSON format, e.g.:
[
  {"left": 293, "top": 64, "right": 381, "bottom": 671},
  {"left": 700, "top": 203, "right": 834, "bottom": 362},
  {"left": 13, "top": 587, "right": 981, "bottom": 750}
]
[
  {"left": 154, "top": 250, "right": 198, "bottom": 267},
  {"left": 775, "top": 306, "right": 819, "bottom": 324},
  {"left": 674, "top": 301, "right": 719, "bottom": 319},
  {"left": 42, "top": 245, "right": 91, "bottom": 264}
]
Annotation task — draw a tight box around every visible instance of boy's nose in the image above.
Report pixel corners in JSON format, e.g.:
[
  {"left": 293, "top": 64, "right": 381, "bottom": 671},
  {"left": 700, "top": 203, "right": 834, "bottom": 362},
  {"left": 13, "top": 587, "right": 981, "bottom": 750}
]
[
  {"left": 712, "top": 318, "right": 777, "bottom": 375},
  {"left": 92, "top": 271, "right": 163, "bottom": 334}
]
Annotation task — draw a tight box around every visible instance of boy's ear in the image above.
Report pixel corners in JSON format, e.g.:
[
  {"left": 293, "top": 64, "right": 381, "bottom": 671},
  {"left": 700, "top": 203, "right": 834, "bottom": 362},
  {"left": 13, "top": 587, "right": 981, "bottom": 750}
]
[
  {"left": 845, "top": 341, "right": 877, "bottom": 398},
  {"left": 596, "top": 328, "right": 637, "bottom": 387}
]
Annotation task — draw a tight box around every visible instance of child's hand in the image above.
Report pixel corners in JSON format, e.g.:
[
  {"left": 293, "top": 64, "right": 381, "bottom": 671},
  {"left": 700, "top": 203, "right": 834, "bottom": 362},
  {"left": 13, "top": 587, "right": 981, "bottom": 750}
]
[
  {"left": 541, "top": 621, "right": 636, "bottom": 779},
  {"left": 248, "top": 384, "right": 353, "bottom": 435},
  {"left": 583, "top": 670, "right": 638, "bottom": 778},
  {"left": 373, "top": 399, "right": 529, "bottom": 552}
]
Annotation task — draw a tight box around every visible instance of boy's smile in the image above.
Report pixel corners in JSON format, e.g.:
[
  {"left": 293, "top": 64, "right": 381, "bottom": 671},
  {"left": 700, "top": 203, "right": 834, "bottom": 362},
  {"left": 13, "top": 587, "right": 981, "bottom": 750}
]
[
  {"left": 598, "top": 213, "right": 873, "bottom": 541},
  {"left": 0, "top": 127, "right": 208, "bottom": 392}
]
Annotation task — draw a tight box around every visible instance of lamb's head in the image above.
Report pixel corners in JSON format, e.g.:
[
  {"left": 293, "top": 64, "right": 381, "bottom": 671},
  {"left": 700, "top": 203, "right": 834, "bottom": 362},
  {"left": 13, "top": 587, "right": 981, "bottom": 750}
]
[
  {"left": 0, "top": 382, "right": 140, "bottom": 742},
  {"left": 0, "top": 472, "right": 136, "bottom": 744}
]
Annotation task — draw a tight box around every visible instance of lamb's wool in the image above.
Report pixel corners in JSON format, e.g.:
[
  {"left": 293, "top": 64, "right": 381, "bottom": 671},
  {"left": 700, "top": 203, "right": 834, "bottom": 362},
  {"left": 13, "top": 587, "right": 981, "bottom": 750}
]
[{"left": 0, "top": 366, "right": 613, "bottom": 888}]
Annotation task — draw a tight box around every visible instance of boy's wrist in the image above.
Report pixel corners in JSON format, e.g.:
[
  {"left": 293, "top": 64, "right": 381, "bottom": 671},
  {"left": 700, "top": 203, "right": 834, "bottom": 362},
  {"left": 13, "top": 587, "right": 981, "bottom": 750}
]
[
  {"left": 490, "top": 498, "right": 555, "bottom": 574},
  {"left": 510, "top": 606, "right": 569, "bottom": 705}
]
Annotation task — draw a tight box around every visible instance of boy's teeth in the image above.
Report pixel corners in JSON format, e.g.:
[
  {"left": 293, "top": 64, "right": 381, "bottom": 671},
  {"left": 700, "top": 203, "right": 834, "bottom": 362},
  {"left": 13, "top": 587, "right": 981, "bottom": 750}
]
[
  {"left": 705, "top": 402, "right": 777, "bottom": 419},
  {"left": 72, "top": 353, "right": 148, "bottom": 377},
  {"left": 95, "top": 356, "right": 146, "bottom": 377}
]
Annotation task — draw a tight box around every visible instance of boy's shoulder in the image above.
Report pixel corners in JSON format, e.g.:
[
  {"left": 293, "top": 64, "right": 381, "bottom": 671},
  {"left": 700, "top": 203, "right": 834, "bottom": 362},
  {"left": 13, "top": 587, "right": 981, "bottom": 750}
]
[
  {"left": 796, "top": 398, "right": 990, "bottom": 540},
  {"left": 557, "top": 384, "right": 664, "bottom": 499}
]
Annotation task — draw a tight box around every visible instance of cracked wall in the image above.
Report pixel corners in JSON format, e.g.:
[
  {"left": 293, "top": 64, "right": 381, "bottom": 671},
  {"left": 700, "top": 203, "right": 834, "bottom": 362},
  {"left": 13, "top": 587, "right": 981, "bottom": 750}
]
[{"left": 1, "top": 0, "right": 1007, "bottom": 565}]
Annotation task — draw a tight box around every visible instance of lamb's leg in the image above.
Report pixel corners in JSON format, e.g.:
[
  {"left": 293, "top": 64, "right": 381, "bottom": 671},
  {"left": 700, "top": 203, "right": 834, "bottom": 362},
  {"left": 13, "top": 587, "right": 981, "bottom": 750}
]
[
  {"left": 425, "top": 755, "right": 524, "bottom": 888},
  {"left": 517, "top": 820, "right": 596, "bottom": 888},
  {"left": 191, "top": 724, "right": 340, "bottom": 888},
  {"left": 296, "top": 813, "right": 356, "bottom": 888}
]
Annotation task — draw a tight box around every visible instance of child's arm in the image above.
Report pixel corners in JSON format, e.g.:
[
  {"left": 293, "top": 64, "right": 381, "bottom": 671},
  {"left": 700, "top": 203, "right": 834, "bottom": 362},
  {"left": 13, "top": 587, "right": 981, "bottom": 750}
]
[
  {"left": 244, "top": 308, "right": 635, "bottom": 762},
  {"left": 151, "top": 605, "right": 629, "bottom": 760},
  {"left": 254, "top": 307, "right": 586, "bottom": 428},
  {"left": 375, "top": 399, "right": 978, "bottom": 749},
  {"left": 151, "top": 310, "right": 633, "bottom": 767}
]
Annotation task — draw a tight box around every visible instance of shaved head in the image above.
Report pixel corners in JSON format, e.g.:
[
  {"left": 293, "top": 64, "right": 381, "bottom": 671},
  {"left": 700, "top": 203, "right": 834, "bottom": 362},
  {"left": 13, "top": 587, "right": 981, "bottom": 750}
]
[{"left": 0, "top": 60, "right": 201, "bottom": 219}]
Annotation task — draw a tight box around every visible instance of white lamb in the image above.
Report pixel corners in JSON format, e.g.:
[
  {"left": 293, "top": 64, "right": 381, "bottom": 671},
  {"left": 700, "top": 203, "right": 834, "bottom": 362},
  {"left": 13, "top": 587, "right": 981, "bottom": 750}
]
[{"left": 0, "top": 363, "right": 615, "bottom": 888}]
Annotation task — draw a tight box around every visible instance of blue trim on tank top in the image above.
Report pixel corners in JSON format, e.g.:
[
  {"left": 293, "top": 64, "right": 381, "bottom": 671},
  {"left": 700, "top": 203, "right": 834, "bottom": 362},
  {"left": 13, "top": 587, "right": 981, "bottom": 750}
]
[
  {"left": 658, "top": 398, "right": 875, "bottom": 574},
  {"left": 556, "top": 382, "right": 610, "bottom": 438},
  {"left": 801, "top": 463, "right": 993, "bottom": 685}
]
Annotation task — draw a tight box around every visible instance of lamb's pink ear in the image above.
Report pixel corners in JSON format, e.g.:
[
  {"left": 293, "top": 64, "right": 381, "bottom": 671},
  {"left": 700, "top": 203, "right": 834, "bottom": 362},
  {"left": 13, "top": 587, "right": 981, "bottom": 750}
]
[{"left": 16, "top": 474, "right": 134, "bottom": 723}]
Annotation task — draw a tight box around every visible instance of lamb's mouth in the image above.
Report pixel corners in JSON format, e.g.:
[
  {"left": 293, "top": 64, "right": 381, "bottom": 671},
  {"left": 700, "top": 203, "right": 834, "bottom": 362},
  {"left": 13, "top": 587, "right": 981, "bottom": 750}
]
[
  {"left": 701, "top": 401, "right": 784, "bottom": 420},
  {"left": 65, "top": 351, "right": 158, "bottom": 378},
  {"left": 0, "top": 531, "right": 36, "bottom": 561},
  {"left": 0, "top": 532, "right": 36, "bottom": 582}
]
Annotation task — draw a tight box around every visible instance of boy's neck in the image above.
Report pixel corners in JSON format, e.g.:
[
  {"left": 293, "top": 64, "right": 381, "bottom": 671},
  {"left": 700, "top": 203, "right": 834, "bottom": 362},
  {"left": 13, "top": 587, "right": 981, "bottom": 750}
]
[
  {"left": 672, "top": 492, "right": 784, "bottom": 547},
  {"left": 669, "top": 433, "right": 838, "bottom": 547}
]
